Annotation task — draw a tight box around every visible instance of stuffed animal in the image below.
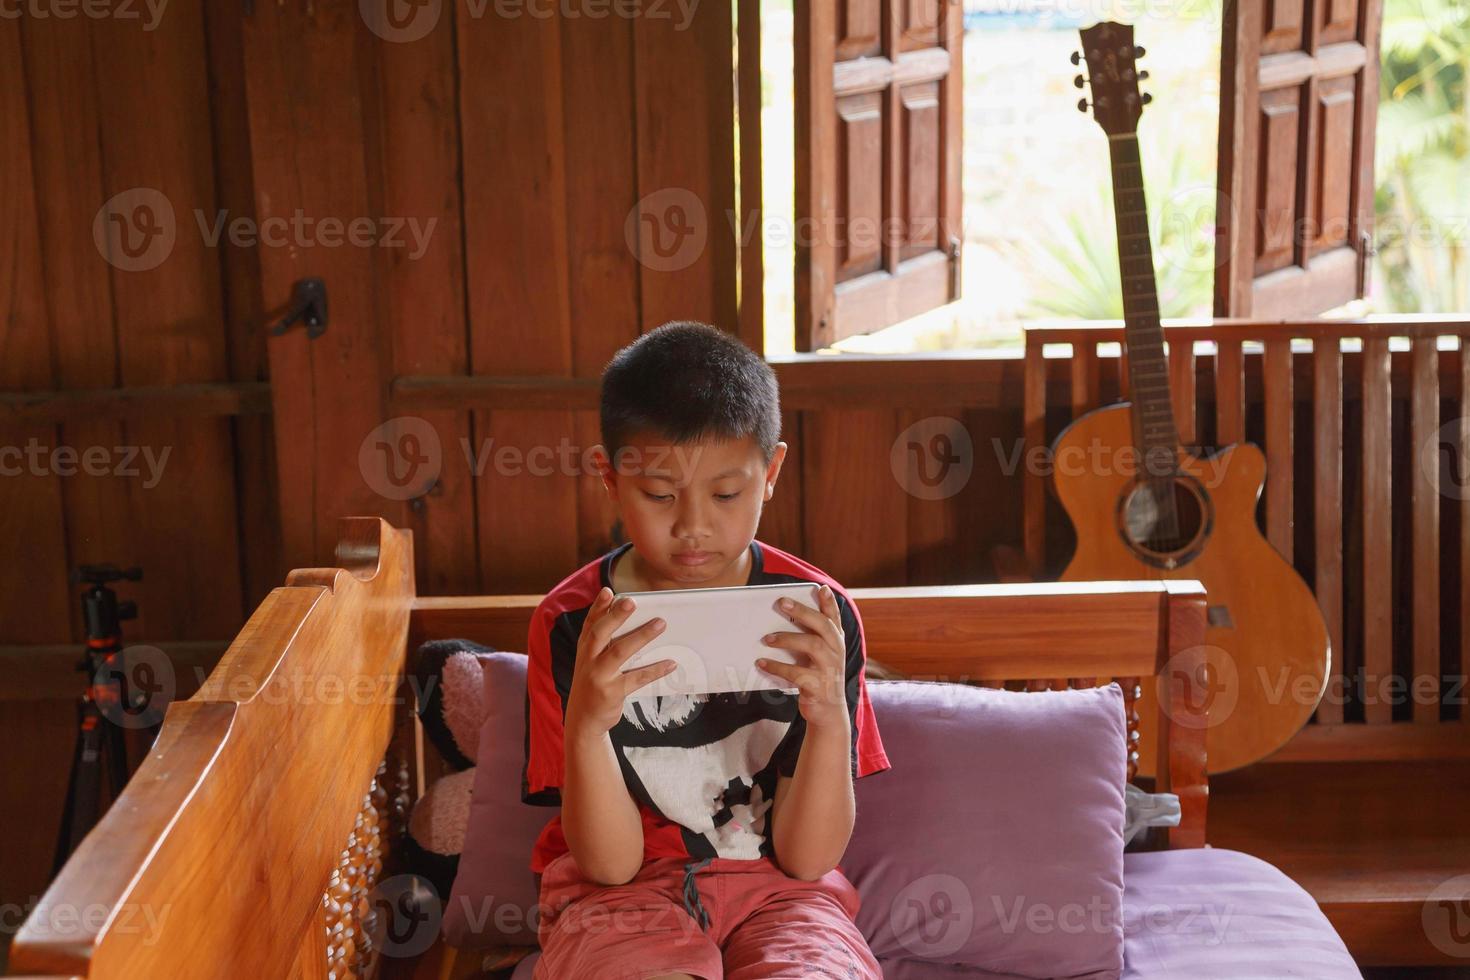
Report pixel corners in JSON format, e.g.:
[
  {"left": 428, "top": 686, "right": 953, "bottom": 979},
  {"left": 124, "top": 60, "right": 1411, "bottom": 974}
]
[{"left": 403, "top": 638, "right": 497, "bottom": 899}]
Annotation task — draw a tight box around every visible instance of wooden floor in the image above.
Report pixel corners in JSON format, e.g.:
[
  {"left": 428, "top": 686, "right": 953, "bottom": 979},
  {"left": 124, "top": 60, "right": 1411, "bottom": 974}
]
[{"left": 1210, "top": 758, "right": 1470, "bottom": 967}]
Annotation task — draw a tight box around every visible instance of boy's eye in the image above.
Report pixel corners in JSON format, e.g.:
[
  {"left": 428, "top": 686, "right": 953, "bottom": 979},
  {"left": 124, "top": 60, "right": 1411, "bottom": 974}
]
[{"left": 642, "top": 491, "right": 740, "bottom": 502}]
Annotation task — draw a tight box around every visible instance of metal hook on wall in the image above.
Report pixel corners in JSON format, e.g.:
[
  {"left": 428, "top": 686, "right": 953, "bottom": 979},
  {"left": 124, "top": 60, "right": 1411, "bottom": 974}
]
[{"left": 270, "top": 278, "right": 329, "bottom": 339}]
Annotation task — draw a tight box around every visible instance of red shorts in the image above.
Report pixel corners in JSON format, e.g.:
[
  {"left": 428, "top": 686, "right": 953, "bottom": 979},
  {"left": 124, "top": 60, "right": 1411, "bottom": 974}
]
[{"left": 532, "top": 850, "right": 883, "bottom": 980}]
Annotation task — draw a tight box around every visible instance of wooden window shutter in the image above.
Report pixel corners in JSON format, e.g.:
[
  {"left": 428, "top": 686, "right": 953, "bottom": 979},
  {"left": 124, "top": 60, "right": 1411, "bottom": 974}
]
[
  {"left": 794, "top": 0, "right": 963, "bottom": 350},
  {"left": 1214, "top": 0, "right": 1384, "bottom": 317}
]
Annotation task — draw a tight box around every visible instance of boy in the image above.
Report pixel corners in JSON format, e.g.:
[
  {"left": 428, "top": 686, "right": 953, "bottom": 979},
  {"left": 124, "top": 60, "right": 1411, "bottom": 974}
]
[{"left": 523, "top": 321, "right": 891, "bottom": 979}]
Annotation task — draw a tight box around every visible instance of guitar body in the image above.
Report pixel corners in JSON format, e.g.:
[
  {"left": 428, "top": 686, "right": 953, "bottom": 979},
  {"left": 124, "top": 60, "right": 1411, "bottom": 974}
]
[{"left": 1051, "top": 402, "right": 1331, "bottom": 775}]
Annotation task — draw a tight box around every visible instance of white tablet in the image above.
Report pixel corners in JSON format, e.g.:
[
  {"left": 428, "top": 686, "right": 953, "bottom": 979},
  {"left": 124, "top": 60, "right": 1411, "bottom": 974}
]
[{"left": 610, "top": 581, "right": 822, "bottom": 697}]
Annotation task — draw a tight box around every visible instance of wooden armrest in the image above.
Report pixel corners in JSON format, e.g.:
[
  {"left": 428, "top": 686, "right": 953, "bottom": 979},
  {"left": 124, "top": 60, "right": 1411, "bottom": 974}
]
[{"left": 10, "top": 518, "right": 418, "bottom": 978}]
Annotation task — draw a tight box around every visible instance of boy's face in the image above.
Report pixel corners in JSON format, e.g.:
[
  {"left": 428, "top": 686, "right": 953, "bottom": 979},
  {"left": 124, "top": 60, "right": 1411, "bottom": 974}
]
[{"left": 596, "top": 430, "right": 786, "bottom": 589}]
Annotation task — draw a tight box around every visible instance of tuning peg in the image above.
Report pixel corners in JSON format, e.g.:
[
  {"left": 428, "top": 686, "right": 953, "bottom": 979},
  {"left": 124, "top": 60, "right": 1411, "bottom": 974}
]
[
  {"left": 1074, "top": 74, "right": 1085, "bottom": 89},
  {"left": 1135, "top": 44, "right": 1146, "bottom": 57},
  {"left": 1077, "top": 98, "right": 1089, "bottom": 113},
  {"left": 1070, "top": 50, "right": 1081, "bottom": 65},
  {"left": 1139, "top": 69, "right": 1150, "bottom": 80},
  {"left": 1141, "top": 92, "right": 1153, "bottom": 104}
]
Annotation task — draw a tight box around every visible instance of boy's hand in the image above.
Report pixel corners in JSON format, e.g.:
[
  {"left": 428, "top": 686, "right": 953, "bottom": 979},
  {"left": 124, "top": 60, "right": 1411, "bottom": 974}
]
[
  {"left": 756, "top": 584, "right": 849, "bottom": 731},
  {"left": 564, "top": 587, "right": 676, "bottom": 740}
]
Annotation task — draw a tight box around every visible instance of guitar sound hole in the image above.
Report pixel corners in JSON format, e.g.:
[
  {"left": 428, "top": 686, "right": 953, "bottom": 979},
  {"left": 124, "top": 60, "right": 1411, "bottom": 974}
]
[{"left": 1116, "top": 474, "right": 1211, "bottom": 568}]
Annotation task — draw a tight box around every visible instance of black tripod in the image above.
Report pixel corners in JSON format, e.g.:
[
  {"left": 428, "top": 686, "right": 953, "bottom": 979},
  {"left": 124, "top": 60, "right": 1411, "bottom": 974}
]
[{"left": 51, "top": 564, "right": 161, "bottom": 876}]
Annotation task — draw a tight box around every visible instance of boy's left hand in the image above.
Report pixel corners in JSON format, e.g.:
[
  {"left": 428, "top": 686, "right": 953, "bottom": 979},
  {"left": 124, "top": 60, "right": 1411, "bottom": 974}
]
[{"left": 756, "top": 584, "right": 849, "bottom": 731}]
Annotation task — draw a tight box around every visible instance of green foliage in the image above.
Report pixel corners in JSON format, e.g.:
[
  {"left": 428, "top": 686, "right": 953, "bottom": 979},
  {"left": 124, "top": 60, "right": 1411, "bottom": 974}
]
[
  {"left": 1373, "top": 0, "right": 1469, "bottom": 312},
  {"left": 1012, "top": 134, "right": 1218, "bottom": 320}
]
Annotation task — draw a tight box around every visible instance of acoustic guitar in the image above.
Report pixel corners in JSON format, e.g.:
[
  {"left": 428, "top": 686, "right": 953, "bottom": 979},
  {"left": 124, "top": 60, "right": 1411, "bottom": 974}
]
[{"left": 1059, "top": 22, "right": 1330, "bottom": 774}]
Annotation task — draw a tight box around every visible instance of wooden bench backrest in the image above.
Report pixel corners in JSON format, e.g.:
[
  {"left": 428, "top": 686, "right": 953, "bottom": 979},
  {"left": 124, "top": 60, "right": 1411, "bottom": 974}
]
[
  {"left": 411, "top": 578, "right": 1211, "bottom": 848},
  {"left": 1024, "top": 316, "right": 1470, "bottom": 762},
  {"left": 9, "top": 518, "right": 416, "bottom": 980}
]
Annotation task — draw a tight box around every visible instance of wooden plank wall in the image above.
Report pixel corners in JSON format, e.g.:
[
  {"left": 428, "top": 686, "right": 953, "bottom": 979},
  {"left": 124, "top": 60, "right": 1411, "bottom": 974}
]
[{"left": 1, "top": 5, "right": 272, "bottom": 949}]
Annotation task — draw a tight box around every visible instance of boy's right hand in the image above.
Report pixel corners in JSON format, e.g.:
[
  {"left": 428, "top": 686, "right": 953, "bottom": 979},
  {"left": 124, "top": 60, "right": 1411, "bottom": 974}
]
[{"left": 564, "top": 587, "right": 676, "bottom": 740}]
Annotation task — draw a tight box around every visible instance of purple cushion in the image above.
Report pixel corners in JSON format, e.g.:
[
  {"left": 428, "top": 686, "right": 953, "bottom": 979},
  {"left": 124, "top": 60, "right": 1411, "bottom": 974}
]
[
  {"left": 842, "top": 681, "right": 1127, "bottom": 979},
  {"left": 442, "top": 651, "right": 544, "bottom": 948},
  {"left": 1119, "top": 847, "right": 1359, "bottom": 979}
]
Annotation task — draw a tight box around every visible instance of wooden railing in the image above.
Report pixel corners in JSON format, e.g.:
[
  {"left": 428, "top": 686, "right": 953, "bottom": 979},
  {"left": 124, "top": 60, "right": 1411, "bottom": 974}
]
[{"left": 1023, "top": 316, "right": 1470, "bottom": 761}]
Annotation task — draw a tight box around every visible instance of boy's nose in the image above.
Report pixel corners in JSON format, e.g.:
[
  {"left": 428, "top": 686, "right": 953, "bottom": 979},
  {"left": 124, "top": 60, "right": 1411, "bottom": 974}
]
[{"left": 672, "top": 503, "right": 713, "bottom": 540}]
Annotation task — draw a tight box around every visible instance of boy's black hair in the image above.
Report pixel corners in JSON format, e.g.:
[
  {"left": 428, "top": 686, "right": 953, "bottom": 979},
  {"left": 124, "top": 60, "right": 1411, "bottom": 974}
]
[{"left": 600, "top": 320, "right": 781, "bottom": 471}]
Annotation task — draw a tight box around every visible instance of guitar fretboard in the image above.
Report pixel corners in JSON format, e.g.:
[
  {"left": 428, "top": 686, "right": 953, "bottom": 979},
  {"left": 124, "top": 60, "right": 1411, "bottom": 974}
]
[{"left": 1107, "top": 133, "right": 1179, "bottom": 470}]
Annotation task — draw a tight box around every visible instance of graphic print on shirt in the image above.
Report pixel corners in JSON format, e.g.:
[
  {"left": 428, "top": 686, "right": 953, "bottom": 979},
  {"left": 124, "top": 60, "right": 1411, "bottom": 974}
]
[{"left": 621, "top": 692, "right": 791, "bottom": 859}]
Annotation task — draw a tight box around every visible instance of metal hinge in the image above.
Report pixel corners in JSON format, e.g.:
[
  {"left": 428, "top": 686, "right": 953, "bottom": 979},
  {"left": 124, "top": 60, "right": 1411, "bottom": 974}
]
[
  {"left": 1356, "top": 231, "right": 1377, "bottom": 297},
  {"left": 948, "top": 235, "right": 962, "bottom": 297}
]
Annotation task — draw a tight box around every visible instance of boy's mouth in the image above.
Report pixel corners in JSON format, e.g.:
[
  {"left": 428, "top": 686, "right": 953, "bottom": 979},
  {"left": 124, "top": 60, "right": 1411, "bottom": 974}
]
[{"left": 673, "top": 551, "right": 714, "bottom": 565}]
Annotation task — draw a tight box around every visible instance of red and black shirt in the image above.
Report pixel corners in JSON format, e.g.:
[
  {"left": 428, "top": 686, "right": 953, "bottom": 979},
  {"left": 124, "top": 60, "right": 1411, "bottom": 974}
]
[{"left": 523, "top": 538, "right": 891, "bottom": 873}]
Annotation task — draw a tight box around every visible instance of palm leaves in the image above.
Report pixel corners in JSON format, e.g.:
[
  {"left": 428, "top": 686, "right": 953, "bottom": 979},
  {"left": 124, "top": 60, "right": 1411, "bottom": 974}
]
[{"left": 1374, "top": 0, "right": 1468, "bottom": 312}]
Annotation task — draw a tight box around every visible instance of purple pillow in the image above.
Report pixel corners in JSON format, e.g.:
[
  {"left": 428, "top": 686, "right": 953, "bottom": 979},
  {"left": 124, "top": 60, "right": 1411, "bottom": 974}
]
[
  {"left": 843, "top": 681, "right": 1126, "bottom": 979},
  {"left": 442, "top": 651, "right": 546, "bottom": 948}
]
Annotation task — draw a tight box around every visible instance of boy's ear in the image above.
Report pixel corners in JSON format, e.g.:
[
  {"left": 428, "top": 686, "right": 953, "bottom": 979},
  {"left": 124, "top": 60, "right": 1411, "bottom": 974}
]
[
  {"left": 590, "top": 444, "right": 617, "bottom": 494},
  {"left": 764, "top": 442, "right": 788, "bottom": 500}
]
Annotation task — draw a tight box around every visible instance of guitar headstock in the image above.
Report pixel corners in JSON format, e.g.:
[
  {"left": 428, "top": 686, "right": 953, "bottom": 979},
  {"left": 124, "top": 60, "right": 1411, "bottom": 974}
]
[{"left": 1072, "top": 21, "right": 1151, "bottom": 136}]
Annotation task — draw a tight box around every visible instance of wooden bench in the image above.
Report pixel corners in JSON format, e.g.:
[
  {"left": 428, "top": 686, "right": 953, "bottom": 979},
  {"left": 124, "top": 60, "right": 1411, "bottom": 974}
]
[{"left": 9, "top": 517, "right": 1213, "bottom": 978}]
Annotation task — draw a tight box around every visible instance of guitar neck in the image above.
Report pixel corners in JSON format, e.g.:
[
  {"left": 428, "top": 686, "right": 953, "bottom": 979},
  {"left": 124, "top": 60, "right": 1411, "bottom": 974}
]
[{"left": 1107, "top": 133, "right": 1179, "bottom": 460}]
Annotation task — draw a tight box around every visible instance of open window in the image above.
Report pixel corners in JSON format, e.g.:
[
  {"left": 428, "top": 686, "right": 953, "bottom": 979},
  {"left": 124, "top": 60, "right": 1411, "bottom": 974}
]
[
  {"left": 1213, "top": 0, "right": 1384, "bottom": 317},
  {"left": 793, "top": 0, "right": 964, "bottom": 351}
]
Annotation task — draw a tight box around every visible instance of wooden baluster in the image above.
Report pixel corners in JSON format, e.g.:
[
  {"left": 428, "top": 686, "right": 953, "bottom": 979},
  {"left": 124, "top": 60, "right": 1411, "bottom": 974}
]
[
  {"left": 1216, "top": 338, "right": 1245, "bottom": 446},
  {"left": 1062, "top": 343, "right": 1102, "bottom": 689},
  {"left": 1072, "top": 341, "right": 1100, "bottom": 416},
  {"left": 1313, "top": 337, "right": 1345, "bottom": 725},
  {"left": 1461, "top": 341, "right": 1470, "bottom": 726},
  {"left": 1023, "top": 337, "right": 1047, "bottom": 578},
  {"left": 1169, "top": 335, "right": 1196, "bottom": 448},
  {"left": 1120, "top": 675, "right": 1142, "bottom": 782},
  {"left": 1264, "top": 338, "right": 1294, "bottom": 562},
  {"left": 1411, "top": 336, "right": 1441, "bottom": 724},
  {"left": 1362, "top": 336, "right": 1393, "bottom": 724}
]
